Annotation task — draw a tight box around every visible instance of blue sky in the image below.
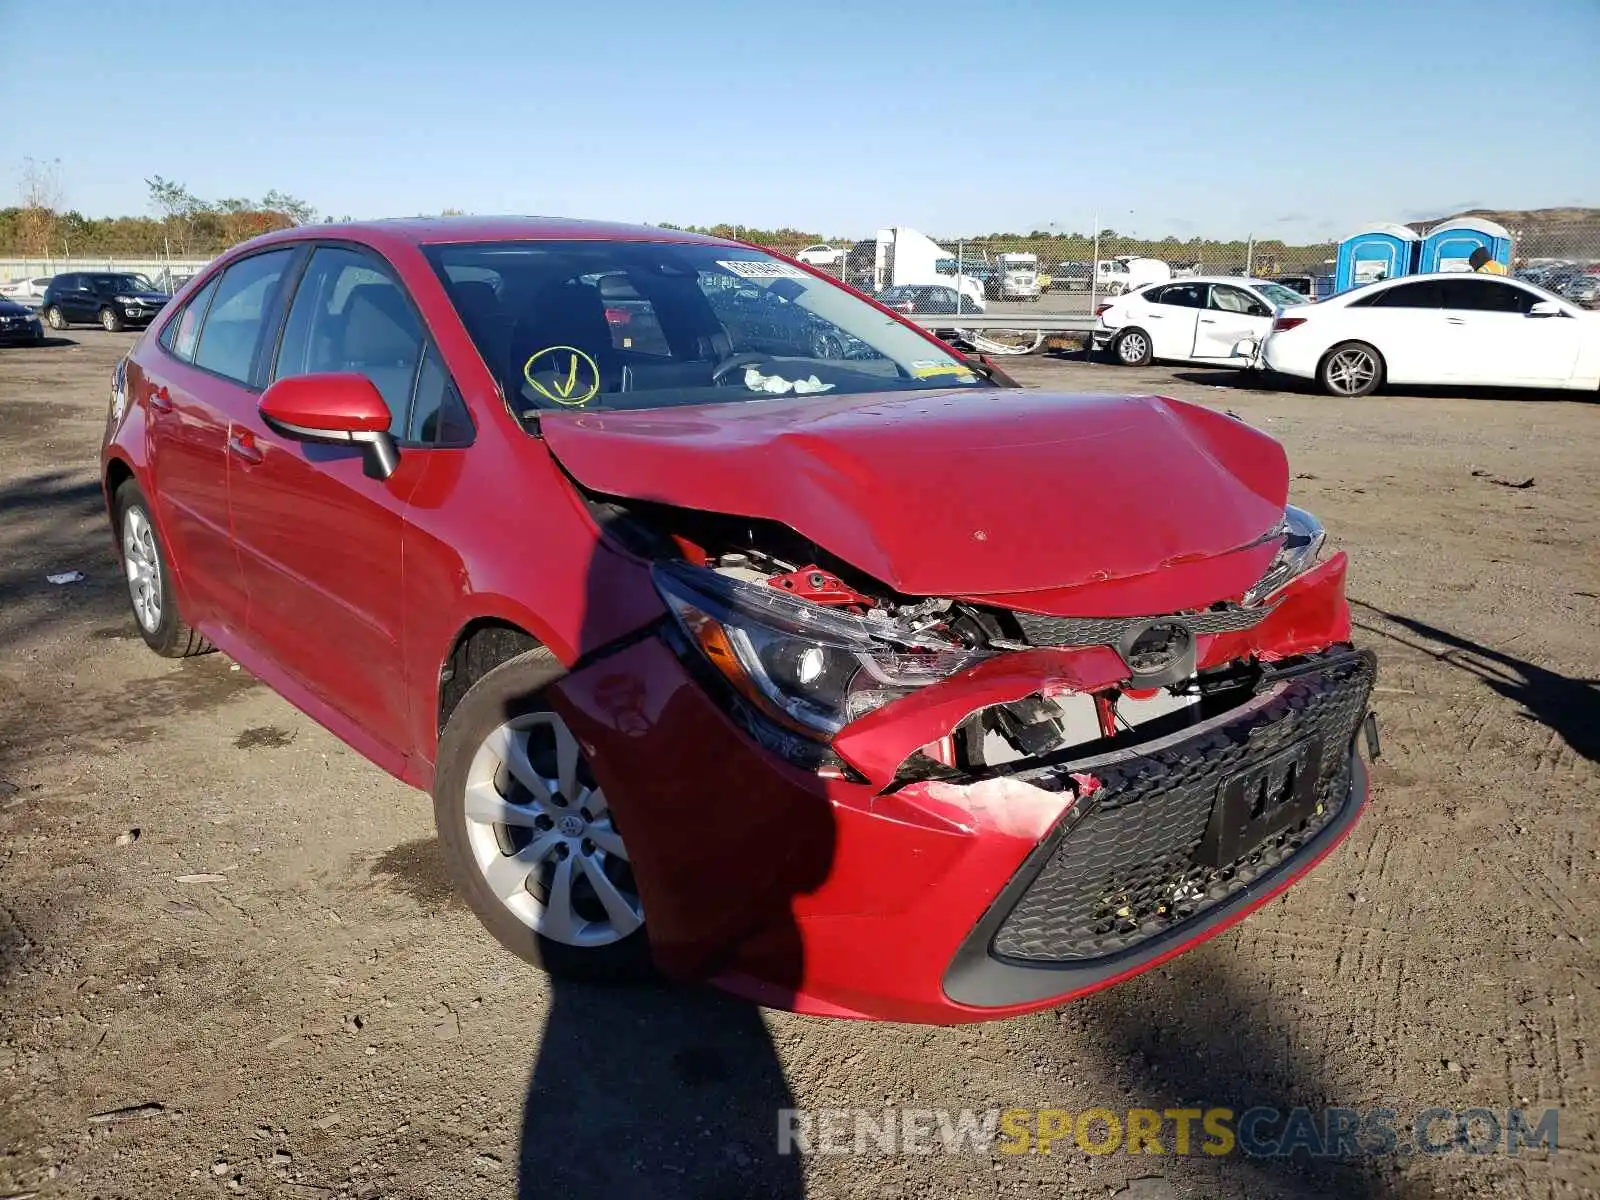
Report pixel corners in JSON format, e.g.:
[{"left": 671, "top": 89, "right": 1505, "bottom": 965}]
[{"left": 2, "top": 0, "right": 1596, "bottom": 242}]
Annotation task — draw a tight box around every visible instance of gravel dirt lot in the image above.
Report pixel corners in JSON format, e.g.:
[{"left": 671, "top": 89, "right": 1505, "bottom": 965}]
[{"left": 1, "top": 331, "right": 1596, "bottom": 1200}]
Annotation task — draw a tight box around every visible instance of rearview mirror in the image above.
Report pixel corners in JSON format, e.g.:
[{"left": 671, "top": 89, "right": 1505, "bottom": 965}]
[
  {"left": 1527, "top": 300, "right": 1563, "bottom": 318},
  {"left": 259, "top": 373, "right": 399, "bottom": 480}
]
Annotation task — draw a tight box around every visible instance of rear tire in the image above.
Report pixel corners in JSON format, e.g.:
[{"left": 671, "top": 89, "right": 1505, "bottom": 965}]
[
  {"left": 1113, "top": 327, "right": 1153, "bottom": 367},
  {"left": 433, "top": 647, "right": 652, "bottom": 984},
  {"left": 113, "top": 480, "right": 212, "bottom": 658},
  {"left": 100, "top": 306, "right": 124, "bottom": 332},
  {"left": 44, "top": 305, "right": 67, "bottom": 330},
  {"left": 1318, "top": 341, "right": 1383, "bottom": 397}
]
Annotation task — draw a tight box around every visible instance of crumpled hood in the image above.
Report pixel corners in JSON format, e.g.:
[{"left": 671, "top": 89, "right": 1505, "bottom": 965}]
[{"left": 540, "top": 388, "right": 1288, "bottom": 606}]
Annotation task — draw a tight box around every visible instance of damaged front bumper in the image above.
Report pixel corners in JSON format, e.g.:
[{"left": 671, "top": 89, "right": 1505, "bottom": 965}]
[
  {"left": 941, "top": 648, "right": 1376, "bottom": 1009},
  {"left": 548, "top": 554, "right": 1376, "bottom": 1024}
]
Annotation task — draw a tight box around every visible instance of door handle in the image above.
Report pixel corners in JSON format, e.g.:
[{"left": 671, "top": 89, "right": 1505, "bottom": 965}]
[
  {"left": 148, "top": 385, "right": 172, "bottom": 412},
  {"left": 1199, "top": 318, "right": 1216, "bottom": 324},
  {"left": 1445, "top": 317, "right": 1466, "bottom": 325},
  {"left": 227, "top": 432, "right": 264, "bottom": 465}
]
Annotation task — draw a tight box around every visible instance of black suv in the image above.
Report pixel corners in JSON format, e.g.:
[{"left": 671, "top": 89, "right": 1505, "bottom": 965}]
[{"left": 41, "top": 272, "right": 171, "bottom": 332}]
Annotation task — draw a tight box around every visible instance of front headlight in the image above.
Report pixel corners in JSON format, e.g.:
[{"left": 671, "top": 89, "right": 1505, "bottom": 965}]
[
  {"left": 117, "top": 295, "right": 140, "bottom": 306},
  {"left": 653, "top": 561, "right": 990, "bottom": 738},
  {"left": 1242, "top": 504, "right": 1325, "bottom": 606}
]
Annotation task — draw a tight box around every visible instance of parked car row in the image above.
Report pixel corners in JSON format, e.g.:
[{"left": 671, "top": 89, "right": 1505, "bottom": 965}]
[
  {"left": 0, "top": 270, "right": 177, "bottom": 337},
  {"left": 1091, "top": 271, "right": 1600, "bottom": 396},
  {"left": 1517, "top": 261, "right": 1600, "bottom": 308}
]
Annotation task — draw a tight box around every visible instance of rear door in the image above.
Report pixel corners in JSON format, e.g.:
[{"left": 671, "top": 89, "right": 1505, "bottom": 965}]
[
  {"left": 1139, "top": 282, "right": 1207, "bottom": 359},
  {"left": 228, "top": 243, "right": 442, "bottom": 757},
  {"left": 1346, "top": 280, "right": 1449, "bottom": 383},
  {"left": 64, "top": 275, "right": 96, "bottom": 322},
  {"left": 140, "top": 249, "right": 299, "bottom": 632},
  {"left": 1193, "top": 283, "right": 1273, "bottom": 361}
]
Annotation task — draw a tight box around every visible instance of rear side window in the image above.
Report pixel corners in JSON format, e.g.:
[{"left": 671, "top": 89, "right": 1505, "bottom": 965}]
[
  {"left": 1355, "top": 282, "right": 1443, "bottom": 309},
  {"left": 193, "top": 250, "right": 296, "bottom": 384},
  {"left": 1438, "top": 278, "right": 1537, "bottom": 314},
  {"left": 159, "top": 276, "right": 220, "bottom": 362},
  {"left": 1153, "top": 283, "right": 1207, "bottom": 308},
  {"left": 272, "top": 245, "right": 424, "bottom": 438}
]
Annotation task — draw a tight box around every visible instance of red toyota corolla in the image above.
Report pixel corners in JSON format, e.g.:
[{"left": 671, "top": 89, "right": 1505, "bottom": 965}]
[{"left": 100, "top": 218, "right": 1377, "bottom": 1023}]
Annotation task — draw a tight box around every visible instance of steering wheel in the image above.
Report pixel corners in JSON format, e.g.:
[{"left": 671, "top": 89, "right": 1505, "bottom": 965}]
[{"left": 710, "top": 351, "right": 769, "bottom": 384}]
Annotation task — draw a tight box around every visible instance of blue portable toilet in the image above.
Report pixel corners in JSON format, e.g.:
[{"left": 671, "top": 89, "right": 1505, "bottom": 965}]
[
  {"left": 1418, "top": 217, "right": 1513, "bottom": 274},
  {"left": 1334, "top": 223, "right": 1420, "bottom": 292}
]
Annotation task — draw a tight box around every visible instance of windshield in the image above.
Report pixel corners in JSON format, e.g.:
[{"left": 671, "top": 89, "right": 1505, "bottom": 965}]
[
  {"left": 1254, "top": 282, "right": 1310, "bottom": 308},
  {"left": 426, "top": 241, "right": 989, "bottom": 418},
  {"left": 92, "top": 273, "right": 159, "bottom": 294}
]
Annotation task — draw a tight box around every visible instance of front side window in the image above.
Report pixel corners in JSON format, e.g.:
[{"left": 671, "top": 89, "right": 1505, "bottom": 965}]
[
  {"left": 407, "top": 344, "right": 474, "bottom": 446},
  {"left": 1252, "top": 282, "right": 1309, "bottom": 309},
  {"left": 1209, "top": 285, "right": 1262, "bottom": 314},
  {"left": 1438, "top": 278, "right": 1537, "bottom": 314},
  {"left": 193, "top": 249, "right": 296, "bottom": 384},
  {"left": 273, "top": 245, "right": 423, "bottom": 436},
  {"left": 89, "top": 273, "right": 157, "bottom": 295},
  {"left": 425, "top": 240, "right": 991, "bottom": 421}
]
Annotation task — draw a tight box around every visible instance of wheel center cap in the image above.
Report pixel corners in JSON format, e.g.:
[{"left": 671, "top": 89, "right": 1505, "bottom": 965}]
[{"left": 557, "top": 814, "right": 585, "bottom": 838}]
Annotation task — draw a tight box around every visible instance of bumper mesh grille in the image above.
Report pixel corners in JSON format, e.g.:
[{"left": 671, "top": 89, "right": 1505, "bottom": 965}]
[
  {"left": 991, "top": 652, "right": 1375, "bottom": 963},
  {"left": 1012, "top": 605, "right": 1270, "bottom": 649}
]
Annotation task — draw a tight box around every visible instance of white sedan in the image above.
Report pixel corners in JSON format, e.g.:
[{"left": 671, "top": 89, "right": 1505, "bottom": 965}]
[
  {"left": 1092, "top": 277, "right": 1309, "bottom": 368},
  {"left": 0, "top": 276, "right": 53, "bottom": 307},
  {"left": 795, "top": 244, "right": 844, "bottom": 267},
  {"left": 1258, "top": 273, "right": 1600, "bottom": 396}
]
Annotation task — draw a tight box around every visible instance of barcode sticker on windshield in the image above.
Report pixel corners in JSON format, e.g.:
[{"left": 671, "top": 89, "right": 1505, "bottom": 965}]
[{"left": 717, "top": 260, "right": 809, "bottom": 280}]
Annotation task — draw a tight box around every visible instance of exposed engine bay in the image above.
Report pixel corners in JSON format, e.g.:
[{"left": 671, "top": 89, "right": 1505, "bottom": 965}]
[{"left": 586, "top": 494, "right": 1283, "bottom": 780}]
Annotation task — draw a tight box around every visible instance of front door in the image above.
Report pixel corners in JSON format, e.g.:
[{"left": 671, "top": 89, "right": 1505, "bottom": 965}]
[
  {"left": 1193, "top": 283, "right": 1274, "bottom": 361},
  {"left": 229, "top": 243, "right": 426, "bottom": 757},
  {"left": 1437, "top": 277, "right": 1584, "bottom": 386}
]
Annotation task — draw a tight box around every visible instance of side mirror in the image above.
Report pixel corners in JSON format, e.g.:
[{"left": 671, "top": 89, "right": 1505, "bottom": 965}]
[
  {"left": 259, "top": 373, "right": 399, "bottom": 480},
  {"left": 1527, "top": 300, "right": 1563, "bottom": 318}
]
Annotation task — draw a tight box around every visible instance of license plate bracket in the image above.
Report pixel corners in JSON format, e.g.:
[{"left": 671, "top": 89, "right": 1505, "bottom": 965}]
[{"left": 1196, "top": 736, "right": 1324, "bottom": 868}]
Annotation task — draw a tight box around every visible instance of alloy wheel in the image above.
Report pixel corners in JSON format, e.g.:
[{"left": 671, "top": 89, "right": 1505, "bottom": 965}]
[
  {"left": 462, "top": 712, "right": 641, "bottom": 947},
  {"left": 1117, "top": 331, "right": 1149, "bottom": 364},
  {"left": 123, "top": 506, "right": 162, "bottom": 632},
  {"left": 1325, "top": 348, "right": 1376, "bottom": 395}
]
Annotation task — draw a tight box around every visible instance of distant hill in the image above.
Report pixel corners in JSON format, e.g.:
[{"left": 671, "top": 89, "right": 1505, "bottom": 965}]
[{"left": 1405, "top": 208, "right": 1600, "bottom": 259}]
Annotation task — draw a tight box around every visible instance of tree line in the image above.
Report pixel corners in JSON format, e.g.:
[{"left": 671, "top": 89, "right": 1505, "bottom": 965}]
[{"left": 2, "top": 167, "right": 325, "bottom": 259}]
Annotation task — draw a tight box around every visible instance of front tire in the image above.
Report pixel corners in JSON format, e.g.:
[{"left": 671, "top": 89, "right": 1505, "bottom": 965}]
[
  {"left": 433, "top": 648, "right": 651, "bottom": 983},
  {"left": 113, "top": 480, "right": 212, "bottom": 657},
  {"left": 1318, "top": 341, "right": 1383, "bottom": 397},
  {"left": 1113, "top": 327, "right": 1153, "bottom": 367},
  {"left": 44, "top": 305, "right": 67, "bottom": 330},
  {"left": 100, "top": 306, "right": 125, "bottom": 332}
]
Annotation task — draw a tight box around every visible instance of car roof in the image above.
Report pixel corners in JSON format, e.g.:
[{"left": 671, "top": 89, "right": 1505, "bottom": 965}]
[
  {"left": 224, "top": 215, "right": 736, "bottom": 257},
  {"left": 1138, "top": 276, "right": 1279, "bottom": 288}
]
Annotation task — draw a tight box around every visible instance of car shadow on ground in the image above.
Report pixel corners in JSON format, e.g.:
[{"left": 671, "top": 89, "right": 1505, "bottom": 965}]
[
  {"left": 511, "top": 534, "right": 830, "bottom": 1199},
  {"left": 0, "top": 470, "right": 124, "bottom": 669},
  {"left": 517, "top": 983, "right": 805, "bottom": 1199},
  {"left": 1351, "top": 600, "right": 1599, "bottom": 765},
  {"left": 1171, "top": 369, "right": 1308, "bottom": 394},
  {"left": 1076, "top": 958, "right": 1414, "bottom": 1198},
  {"left": 1170, "top": 370, "right": 1599, "bottom": 405}
]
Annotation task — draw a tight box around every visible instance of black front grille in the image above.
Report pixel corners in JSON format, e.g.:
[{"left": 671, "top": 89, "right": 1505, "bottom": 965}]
[
  {"left": 991, "top": 651, "right": 1375, "bottom": 963},
  {"left": 1012, "top": 605, "right": 1271, "bottom": 649}
]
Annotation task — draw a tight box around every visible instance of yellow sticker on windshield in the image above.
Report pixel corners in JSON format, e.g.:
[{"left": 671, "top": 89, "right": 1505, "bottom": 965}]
[
  {"left": 523, "top": 345, "right": 600, "bottom": 406},
  {"left": 911, "top": 360, "right": 978, "bottom": 381}
]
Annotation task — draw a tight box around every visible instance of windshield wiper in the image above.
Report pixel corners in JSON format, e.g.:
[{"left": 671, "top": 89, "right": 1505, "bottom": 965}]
[{"left": 962, "top": 353, "right": 1022, "bottom": 389}]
